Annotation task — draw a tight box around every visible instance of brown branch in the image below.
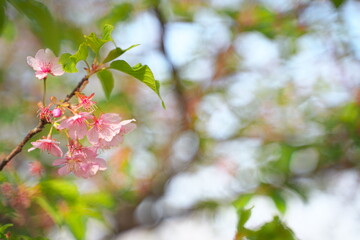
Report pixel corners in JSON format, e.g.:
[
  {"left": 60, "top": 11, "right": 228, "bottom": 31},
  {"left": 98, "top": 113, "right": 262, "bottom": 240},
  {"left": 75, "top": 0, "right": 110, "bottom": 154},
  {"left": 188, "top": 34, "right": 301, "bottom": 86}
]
[{"left": 0, "top": 75, "right": 90, "bottom": 171}]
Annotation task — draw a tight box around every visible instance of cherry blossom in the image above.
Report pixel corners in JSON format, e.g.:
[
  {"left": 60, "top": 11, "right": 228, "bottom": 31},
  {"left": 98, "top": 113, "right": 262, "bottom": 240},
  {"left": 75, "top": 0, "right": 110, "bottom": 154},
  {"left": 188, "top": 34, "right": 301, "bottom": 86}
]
[
  {"left": 27, "top": 48, "right": 64, "bottom": 80},
  {"left": 87, "top": 113, "right": 136, "bottom": 148},
  {"left": 28, "top": 137, "right": 63, "bottom": 157},
  {"left": 91, "top": 118, "right": 136, "bottom": 149},
  {"left": 76, "top": 92, "right": 96, "bottom": 111},
  {"left": 53, "top": 151, "right": 106, "bottom": 178},
  {"left": 58, "top": 112, "right": 92, "bottom": 139}
]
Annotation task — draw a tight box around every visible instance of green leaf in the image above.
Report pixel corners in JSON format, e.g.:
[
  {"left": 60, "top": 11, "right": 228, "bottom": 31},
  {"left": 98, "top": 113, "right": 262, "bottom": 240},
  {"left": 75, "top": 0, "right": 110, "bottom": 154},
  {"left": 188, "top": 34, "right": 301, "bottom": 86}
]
[
  {"left": 102, "top": 24, "right": 113, "bottom": 41},
  {"left": 84, "top": 24, "right": 114, "bottom": 55},
  {"left": 72, "top": 42, "right": 88, "bottom": 62},
  {"left": 0, "top": 223, "right": 13, "bottom": 233},
  {"left": 64, "top": 213, "right": 86, "bottom": 240},
  {"left": 41, "top": 179, "right": 79, "bottom": 202},
  {"left": 270, "top": 190, "right": 287, "bottom": 214},
  {"left": 110, "top": 60, "right": 165, "bottom": 108},
  {"left": 1, "top": 21, "right": 17, "bottom": 42},
  {"left": 59, "top": 53, "right": 77, "bottom": 73},
  {"left": 60, "top": 43, "right": 89, "bottom": 73},
  {"left": 331, "top": 0, "right": 345, "bottom": 8},
  {"left": 237, "top": 207, "right": 253, "bottom": 231},
  {"left": 8, "top": 0, "right": 60, "bottom": 54},
  {"left": 98, "top": 3, "right": 133, "bottom": 26},
  {"left": 97, "top": 69, "right": 114, "bottom": 100},
  {"left": 248, "top": 216, "right": 297, "bottom": 240},
  {"left": 233, "top": 193, "right": 254, "bottom": 209},
  {"left": 102, "top": 44, "right": 140, "bottom": 63},
  {"left": 0, "top": 0, "right": 6, "bottom": 36},
  {"left": 79, "top": 192, "right": 114, "bottom": 208},
  {"left": 34, "top": 197, "right": 62, "bottom": 225}
]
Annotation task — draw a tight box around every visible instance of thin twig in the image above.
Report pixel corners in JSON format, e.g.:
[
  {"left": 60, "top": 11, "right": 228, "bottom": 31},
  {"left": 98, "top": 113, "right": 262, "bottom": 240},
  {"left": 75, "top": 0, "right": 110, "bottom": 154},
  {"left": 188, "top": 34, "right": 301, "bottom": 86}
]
[{"left": 0, "top": 75, "right": 90, "bottom": 171}]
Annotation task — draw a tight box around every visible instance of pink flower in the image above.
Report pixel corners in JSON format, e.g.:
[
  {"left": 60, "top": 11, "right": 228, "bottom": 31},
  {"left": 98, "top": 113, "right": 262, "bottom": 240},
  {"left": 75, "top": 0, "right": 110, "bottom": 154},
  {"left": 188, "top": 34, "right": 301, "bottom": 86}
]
[
  {"left": 88, "top": 115, "right": 136, "bottom": 149},
  {"left": 58, "top": 112, "right": 91, "bottom": 139},
  {"left": 76, "top": 92, "right": 96, "bottom": 111},
  {"left": 87, "top": 114, "right": 121, "bottom": 143},
  {"left": 53, "top": 151, "right": 106, "bottom": 178},
  {"left": 28, "top": 137, "right": 63, "bottom": 157},
  {"left": 27, "top": 49, "right": 64, "bottom": 80}
]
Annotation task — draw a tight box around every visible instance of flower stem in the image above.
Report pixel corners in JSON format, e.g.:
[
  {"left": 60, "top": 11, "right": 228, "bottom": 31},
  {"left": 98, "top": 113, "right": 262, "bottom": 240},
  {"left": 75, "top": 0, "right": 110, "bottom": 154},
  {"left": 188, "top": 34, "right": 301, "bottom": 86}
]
[
  {"left": 43, "top": 78, "right": 47, "bottom": 105},
  {"left": 47, "top": 125, "right": 54, "bottom": 138}
]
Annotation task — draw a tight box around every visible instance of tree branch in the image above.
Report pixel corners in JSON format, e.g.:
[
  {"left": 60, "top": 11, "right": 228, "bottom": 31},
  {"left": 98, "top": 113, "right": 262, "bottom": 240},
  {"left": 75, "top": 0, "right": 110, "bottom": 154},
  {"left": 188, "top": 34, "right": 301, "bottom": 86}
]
[{"left": 0, "top": 75, "right": 90, "bottom": 171}]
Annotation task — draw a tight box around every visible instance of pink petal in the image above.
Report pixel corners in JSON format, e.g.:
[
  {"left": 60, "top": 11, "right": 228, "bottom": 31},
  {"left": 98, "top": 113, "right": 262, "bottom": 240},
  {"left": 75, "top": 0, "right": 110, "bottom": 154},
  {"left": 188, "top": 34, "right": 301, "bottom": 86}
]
[
  {"left": 27, "top": 56, "right": 41, "bottom": 71},
  {"left": 58, "top": 166, "right": 70, "bottom": 176},
  {"left": 28, "top": 147, "right": 36, "bottom": 152},
  {"left": 48, "top": 144, "right": 63, "bottom": 157},
  {"left": 43, "top": 48, "right": 56, "bottom": 61},
  {"left": 34, "top": 49, "right": 47, "bottom": 62},
  {"left": 102, "top": 113, "right": 121, "bottom": 123},
  {"left": 35, "top": 71, "right": 48, "bottom": 80},
  {"left": 120, "top": 122, "right": 136, "bottom": 135},
  {"left": 51, "top": 63, "right": 65, "bottom": 76},
  {"left": 53, "top": 158, "right": 66, "bottom": 166},
  {"left": 87, "top": 127, "right": 99, "bottom": 145},
  {"left": 95, "top": 158, "right": 107, "bottom": 170},
  {"left": 99, "top": 126, "right": 116, "bottom": 141}
]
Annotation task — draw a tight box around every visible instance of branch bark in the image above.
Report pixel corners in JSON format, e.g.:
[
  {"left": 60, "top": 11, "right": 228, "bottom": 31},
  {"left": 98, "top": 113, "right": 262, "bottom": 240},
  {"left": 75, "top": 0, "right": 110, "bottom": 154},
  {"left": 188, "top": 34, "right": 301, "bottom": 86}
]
[{"left": 0, "top": 75, "right": 89, "bottom": 171}]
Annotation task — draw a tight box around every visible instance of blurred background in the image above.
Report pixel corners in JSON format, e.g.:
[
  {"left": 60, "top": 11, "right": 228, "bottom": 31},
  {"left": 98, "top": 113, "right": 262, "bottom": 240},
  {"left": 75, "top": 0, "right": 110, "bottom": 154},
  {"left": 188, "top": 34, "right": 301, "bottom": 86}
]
[{"left": 1, "top": 0, "right": 360, "bottom": 239}]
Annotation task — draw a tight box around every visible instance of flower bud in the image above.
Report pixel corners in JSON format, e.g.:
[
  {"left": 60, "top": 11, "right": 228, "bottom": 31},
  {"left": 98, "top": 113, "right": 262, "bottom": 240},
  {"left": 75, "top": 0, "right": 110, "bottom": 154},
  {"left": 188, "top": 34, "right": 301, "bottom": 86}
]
[{"left": 52, "top": 108, "right": 62, "bottom": 118}]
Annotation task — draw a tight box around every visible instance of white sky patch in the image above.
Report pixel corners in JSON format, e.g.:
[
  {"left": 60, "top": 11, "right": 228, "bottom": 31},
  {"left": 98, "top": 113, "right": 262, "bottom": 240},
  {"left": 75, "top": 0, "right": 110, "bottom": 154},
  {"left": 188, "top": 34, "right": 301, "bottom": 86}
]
[
  {"left": 226, "top": 73, "right": 259, "bottom": 107},
  {"left": 118, "top": 207, "right": 237, "bottom": 240},
  {"left": 165, "top": 22, "right": 201, "bottom": 67},
  {"left": 164, "top": 166, "right": 238, "bottom": 209},
  {"left": 210, "top": 0, "right": 243, "bottom": 9},
  {"left": 113, "top": 11, "right": 160, "bottom": 54},
  {"left": 235, "top": 32, "right": 280, "bottom": 70},
  {"left": 342, "top": 0, "right": 360, "bottom": 60},
  {"left": 194, "top": 9, "right": 232, "bottom": 53}
]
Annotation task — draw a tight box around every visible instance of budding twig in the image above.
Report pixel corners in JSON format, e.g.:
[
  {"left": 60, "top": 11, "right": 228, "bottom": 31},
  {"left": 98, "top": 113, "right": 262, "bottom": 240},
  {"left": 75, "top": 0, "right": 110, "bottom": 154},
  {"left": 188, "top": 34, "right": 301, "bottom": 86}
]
[{"left": 0, "top": 75, "right": 90, "bottom": 171}]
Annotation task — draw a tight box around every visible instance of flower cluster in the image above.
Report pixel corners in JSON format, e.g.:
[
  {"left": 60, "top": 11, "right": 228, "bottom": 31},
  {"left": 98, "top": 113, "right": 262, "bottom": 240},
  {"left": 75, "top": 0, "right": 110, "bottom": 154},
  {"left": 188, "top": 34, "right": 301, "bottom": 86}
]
[
  {"left": 29, "top": 93, "right": 136, "bottom": 178},
  {"left": 27, "top": 49, "right": 136, "bottom": 178}
]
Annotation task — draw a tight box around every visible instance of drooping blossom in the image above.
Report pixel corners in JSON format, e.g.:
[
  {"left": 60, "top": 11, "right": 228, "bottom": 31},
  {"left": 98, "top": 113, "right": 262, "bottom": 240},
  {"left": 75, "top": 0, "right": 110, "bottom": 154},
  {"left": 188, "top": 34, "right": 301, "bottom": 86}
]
[
  {"left": 58, "top": 112, "right": 92, "bottom": 139},
  {"left": 53, "top": 149, "right": 106, "bottom": 178},
  {"left": 87, "top": 113, "right": 136, "bottom": 148},
  {"left": 28, "top": 137, "right": 63, "bottom": 157},
  {"left": 27, "top": 48, "right": 64, "bottom": 80},
  {"left": 76, "top": 92, "right": 97, "bottom": 111}
]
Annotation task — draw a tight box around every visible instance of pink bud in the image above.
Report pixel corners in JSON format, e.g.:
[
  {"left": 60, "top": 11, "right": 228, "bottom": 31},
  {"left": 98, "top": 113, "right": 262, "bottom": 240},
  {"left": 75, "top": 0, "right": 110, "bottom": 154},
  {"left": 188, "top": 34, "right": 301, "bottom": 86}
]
[{"left": 52, "top": 108, "right": 62, "bottom": 118}]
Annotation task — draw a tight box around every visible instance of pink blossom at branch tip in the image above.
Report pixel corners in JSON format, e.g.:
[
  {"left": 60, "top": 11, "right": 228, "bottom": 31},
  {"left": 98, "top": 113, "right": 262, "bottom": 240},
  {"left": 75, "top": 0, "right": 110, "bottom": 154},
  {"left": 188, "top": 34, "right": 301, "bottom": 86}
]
[
  {"left": 53, "top": 151, "right": 106, "bottom": 178},
  {"left": 58, "top": 112, "right": 92, "bottom": 140},
  {"left": 27, "top": 48, "right": 64, "bottom": 80},
  {"left": 28, "top": 137, "right": 63, "bottom": 157}
]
